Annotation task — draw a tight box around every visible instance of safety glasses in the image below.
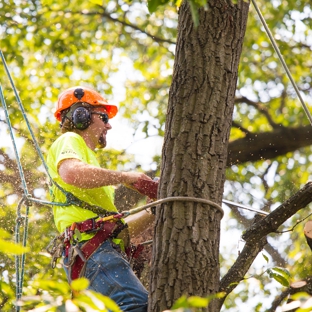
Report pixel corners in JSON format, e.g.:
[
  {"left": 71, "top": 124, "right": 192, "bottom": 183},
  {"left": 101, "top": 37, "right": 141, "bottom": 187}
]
[{"left": 91, "top": 112, "right": 109, "bottom": 124}]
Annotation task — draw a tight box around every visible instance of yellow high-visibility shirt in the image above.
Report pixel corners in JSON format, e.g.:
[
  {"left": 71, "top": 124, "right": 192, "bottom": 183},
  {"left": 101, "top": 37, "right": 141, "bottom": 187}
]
[{"left": 46, "top": 131, "right": 118, "bottom": 240}]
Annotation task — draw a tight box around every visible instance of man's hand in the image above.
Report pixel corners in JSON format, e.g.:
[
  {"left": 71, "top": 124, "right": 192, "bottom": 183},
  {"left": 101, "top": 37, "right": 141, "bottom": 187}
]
[{"left": 122, "top": 172, "right": 152, "bottom": 185}]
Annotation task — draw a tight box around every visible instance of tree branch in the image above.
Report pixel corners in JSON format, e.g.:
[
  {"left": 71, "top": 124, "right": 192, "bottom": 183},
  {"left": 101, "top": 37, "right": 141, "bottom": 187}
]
[
  {"left": 67, "top": 7, "right": 176, "bottom": 46},
  {"left": 242, "top": 182, "right": 312, "bottom": 242},
  {"left": 267, "top": 277, "right": 312, "bottom": 312},
  {"left": 227, "top": 125, "right": 312, "bottom": 166},
  {"left": 217, "top": 182, "right": 312, "bottom": 308},
  {"left": 98, "top": 9, "right": 176, "bottom": 45},
  {"left": 231, "top": 121, "right": 251, "bottom": 135},
  {"left": 235, "top": 96, "right": 279, "bottom": 129},
  {"left": 266, "top": 288, "right": 291, "bottom": 312},
  {"left": 229, "top": 204, "right": 286, "bottom": 267}
]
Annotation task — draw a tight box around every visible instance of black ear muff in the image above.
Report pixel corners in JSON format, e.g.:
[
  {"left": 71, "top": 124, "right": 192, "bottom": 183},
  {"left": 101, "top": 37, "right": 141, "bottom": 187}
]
[{"left": 72, "top": 106, "right": 92, "bottom": 130}]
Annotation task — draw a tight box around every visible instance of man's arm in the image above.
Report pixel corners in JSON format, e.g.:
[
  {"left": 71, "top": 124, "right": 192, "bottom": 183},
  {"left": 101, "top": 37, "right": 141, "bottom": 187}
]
[
  {"left": 59, "top": 158, "right": 156, "bottom": 240},
  {"left": 58, "top": 158, "right": 152, "bottom": 188}
]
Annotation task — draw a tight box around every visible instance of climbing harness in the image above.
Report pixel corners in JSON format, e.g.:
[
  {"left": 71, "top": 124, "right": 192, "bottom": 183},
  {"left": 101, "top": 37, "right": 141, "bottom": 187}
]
[
  {"left": 58, "top": 216, "right": 126, "bottom": 283},
  {"left": 46, "top": 195, "right": 272, "bottom": 283},
  {"left": 46, "top": 194, "right": 226, "bottom": 283}
]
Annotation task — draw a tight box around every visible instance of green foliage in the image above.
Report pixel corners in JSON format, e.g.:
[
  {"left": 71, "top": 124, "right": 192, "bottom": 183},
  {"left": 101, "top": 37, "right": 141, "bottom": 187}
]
[
  {"left": 147, "top": 0, "right": 208, "bottom": 27},
  {"left": 171, "top": 293, "right": 226, "bottom": 311},
  {"left": 19, "top": 278, "right": 121, "bottom": 311},
  {"left": 148, "top": 0, "right": 171, "bottom": 13},
  {"left": 267, "top": 267, "right": 291, "bottom": 287},
  {"left": 0, "top": 229, "right": 28, "bottom": 254},
  {"left": 282, "top": 292, "right": 312, "bottom": 312},
  {"left": 0, "top": 240, "right": 29, "bottom": 255}
]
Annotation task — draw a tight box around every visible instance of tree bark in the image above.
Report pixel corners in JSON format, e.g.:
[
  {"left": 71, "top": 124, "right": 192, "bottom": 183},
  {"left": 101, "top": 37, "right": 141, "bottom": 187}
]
[{"left": 149, "top": 1, "right": 250, "bottom": 311}]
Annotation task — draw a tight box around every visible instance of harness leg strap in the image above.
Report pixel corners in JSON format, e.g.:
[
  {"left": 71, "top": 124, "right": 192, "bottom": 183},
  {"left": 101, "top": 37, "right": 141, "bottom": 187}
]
[{"left": 70, "top": 221, "right": 123, "bottom": 281}]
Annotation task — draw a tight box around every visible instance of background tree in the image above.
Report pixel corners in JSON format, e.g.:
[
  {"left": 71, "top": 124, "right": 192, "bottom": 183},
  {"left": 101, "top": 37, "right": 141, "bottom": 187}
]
[{"left": 1, "top": 0, "right": 312, "bottom": 311}]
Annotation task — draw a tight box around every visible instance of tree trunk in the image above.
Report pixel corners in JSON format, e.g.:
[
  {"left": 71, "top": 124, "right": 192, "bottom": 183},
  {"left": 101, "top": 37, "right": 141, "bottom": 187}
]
[{"left": 149, "top": 1, "right": 250, "bottom": 311}]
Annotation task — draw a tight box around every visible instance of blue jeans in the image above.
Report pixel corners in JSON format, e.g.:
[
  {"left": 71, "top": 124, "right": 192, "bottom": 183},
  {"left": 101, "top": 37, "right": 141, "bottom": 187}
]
[{"left": 63, "top": 239, "right": 148, "bottom": 311}]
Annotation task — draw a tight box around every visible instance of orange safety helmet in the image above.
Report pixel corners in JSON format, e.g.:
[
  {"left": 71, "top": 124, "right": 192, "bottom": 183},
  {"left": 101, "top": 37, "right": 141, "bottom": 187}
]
[{"left": 54, "top": 86, "right": 118, "bottom": 121}]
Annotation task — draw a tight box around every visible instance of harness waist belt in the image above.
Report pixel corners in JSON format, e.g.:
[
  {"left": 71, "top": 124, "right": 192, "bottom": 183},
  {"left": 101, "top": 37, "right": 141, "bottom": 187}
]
[
  {"left": 74, "top": 217, "right": 98, "bottom": 233},
  {"left": 70, "top": 221, "right": 125, "bottom": 281}
]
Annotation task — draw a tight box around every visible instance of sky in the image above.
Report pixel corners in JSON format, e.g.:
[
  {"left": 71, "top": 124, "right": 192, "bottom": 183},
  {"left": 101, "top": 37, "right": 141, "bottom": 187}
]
[{"left": 105, "top": 55, "right": 164, "bottom": 171}]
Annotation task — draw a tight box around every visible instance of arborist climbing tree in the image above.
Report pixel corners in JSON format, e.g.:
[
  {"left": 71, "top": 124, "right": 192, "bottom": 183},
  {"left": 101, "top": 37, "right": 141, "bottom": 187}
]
[
  {"left": 46, "top": 85, "right": 158, "bottom": 312},
  {"left": 0, "top": 53, "right": 223, "bottom": 311},
  {"left": 2, "top": 0, "right": 312, "bottom": 310}
]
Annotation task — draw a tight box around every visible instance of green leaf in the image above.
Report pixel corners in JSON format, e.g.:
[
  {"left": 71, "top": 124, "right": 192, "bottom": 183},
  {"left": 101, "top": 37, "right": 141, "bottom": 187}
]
[
  {"left": 262, "top": 253, "right": 269, "bottom": 263},
  {"left": 0, "top": 229, "right": 11, "bottom": 239},
  {"left": 71, "top": 277, "right": 90, "bottom": 291},
  {"left": 188, "top": 0, "right": 199, "bottom": 27},
  {"left": 148, "top": 0, "right": 170, "bottom": 13},
  {"left": 0, "top": 280, "right": 15, "bottom": 297},
  {"left": 86, "top": 290, "right": 121, "bottom": 312},
  {"left": 291, "top": 292, "right": 311, "bottom": 301},
  {"left": 271, "top": 267, "right": 291, "bottom": 277},
  {"left": 272, "top": 273, "right": 290, "bottom": 287},
  {"left": 89, "top": 0, "right": 103, "bottom": 5},
  {"left": 172, "top": 295, "right": 188, "bottom": 309},
  {"left": 209, "top": 292, "right": 226, "bottom": 300},
  {"left": 267, "top": 269, "right": 290, "bottom": 287},
  {"left": 31, "top": 279, "right": 71, "bottom": 294},
  {"left": 187, "top": 296, "right": 209, "bottom": 308},
  {"left": 176, "top": 0, "right": 183, "bottom": 7},
  {"left": 172, "top": 294, "right": 223, "bottom": 310},
  {"left": 0, "top": 240, "right": 29, "bottom": 255}
]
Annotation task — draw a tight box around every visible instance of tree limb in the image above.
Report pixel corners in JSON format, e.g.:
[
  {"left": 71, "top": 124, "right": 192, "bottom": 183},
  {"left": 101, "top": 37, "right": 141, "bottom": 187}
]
[
  {"left": 231, "top": 121, "right": 251, "bottom": 135},
  {"left": 267, "top": 277, "right": 312, "bottom": 312},
  {"left": 98, "top": 10, "right": 176, "bottom": 45},
  {"left": 229, "top": 204, "right": 286, "bottom": 267},
  {"left": 235, "top": 96, "right": 279, "bottom": 129},
  {"left": 266, "top": 288, "right": 291, "bottom": 312},
  {"left": 242, "top": 182, "right": 312, "bottom": 242},
  {"left": 217, "top": 182, "right": 312, "bottom": 308},
  {"left": 227, "top": 125, "right": 312, "bottom": 166},
  {"left": 218, "top": 221, "right": 267, "bottom": 297},
  {"left": 67, "top": 8, "right": 176, "bottom": 46}
]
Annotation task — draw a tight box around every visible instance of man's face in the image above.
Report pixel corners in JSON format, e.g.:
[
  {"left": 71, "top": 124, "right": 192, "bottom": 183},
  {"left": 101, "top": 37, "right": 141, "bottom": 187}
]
[{"left": 88, "top": 107, "right": 112, "bottom": 149}]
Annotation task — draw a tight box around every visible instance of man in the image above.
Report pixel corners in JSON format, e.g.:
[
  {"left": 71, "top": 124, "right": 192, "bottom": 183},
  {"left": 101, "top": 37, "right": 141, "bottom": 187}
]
[{"left": 47, "top": 86, "right": 155, "bottom": 312}]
